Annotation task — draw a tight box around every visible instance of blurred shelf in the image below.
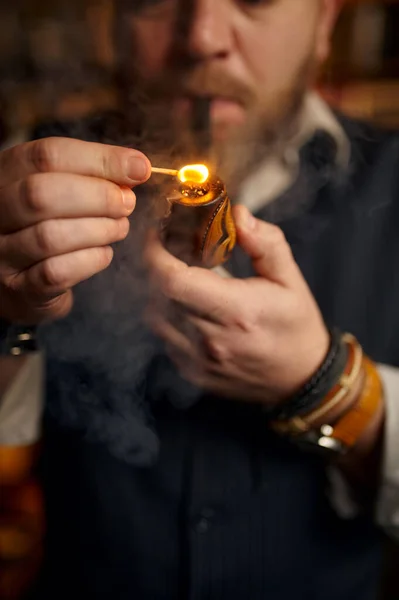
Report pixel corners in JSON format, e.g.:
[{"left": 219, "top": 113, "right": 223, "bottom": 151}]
[
  {"left": 0, "top": 0, "right": 398, "bottom": 131},
  {"left": 320, "top": 78, "right": 399, "bottom": 127},
  {"left": 347, "top": 0, "right": 399, "bottom": 3}
]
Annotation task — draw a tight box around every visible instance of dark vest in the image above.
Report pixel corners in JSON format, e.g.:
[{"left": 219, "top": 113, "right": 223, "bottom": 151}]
[{"left": 31, "top": 116, "right": 399, "bottom": 600}]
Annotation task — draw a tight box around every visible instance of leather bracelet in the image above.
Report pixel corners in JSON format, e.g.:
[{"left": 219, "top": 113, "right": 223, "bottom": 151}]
[
  {"left": 318, "top": 355, "right": 382, "bottom": 449},
  {"left": 287, "top": 355, "right": 382, "bottom": 455},
  {"left": 271, "top": 334, "right": 363, "bottom": 436},
  {"left": 266, "top": 328, "right": 347, "bottom": 421}
]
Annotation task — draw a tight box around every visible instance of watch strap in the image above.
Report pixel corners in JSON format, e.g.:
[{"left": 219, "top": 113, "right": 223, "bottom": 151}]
[
  {"left": 318, "top": 355, "right": 382, "bottom": 449},
  {"left": 0, "top": 320, "right": 38, "bottom": 355}
]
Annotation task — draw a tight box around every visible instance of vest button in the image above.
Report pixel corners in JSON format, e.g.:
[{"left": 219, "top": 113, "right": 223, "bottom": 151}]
[
  {"left": 194, "top": 517, "right": 210, "bottom": 534},
  {"left": 193, "top": 507, "right": 216, "bottom": 533}
]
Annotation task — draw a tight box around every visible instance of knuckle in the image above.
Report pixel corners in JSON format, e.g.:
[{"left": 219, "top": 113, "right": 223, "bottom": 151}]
[
  {"left": 52, "top": 297, "right": 73, "bottom": 319},
  {"left": 204, "top": 338, "right": 229, "bottom": 363},
  {"left": 30, "top": 138, "right": 61, "bottom": 173},
  {"left": 34, "top": 220, "right": 58, "bottom": 255},
  {"left": 232, "top": 314, "right": 252, "bottom": 332},
  {"left": 1, "top": 270, "right": 21, "bottom": 293},
  {"left": 53, "top": 299, "right": 73, "bottom": 319},
  {"left": 41, "top": 293, "right": 73, "bottom": 320},
  {"left": 23, "top": 175, "right": 47, "bottom": 213},
  {"left": 228, "top": 288, "right": 253, "bottom": 331},
  {"left": 38, "top": 257, "right": 64, "bottom": 291}
]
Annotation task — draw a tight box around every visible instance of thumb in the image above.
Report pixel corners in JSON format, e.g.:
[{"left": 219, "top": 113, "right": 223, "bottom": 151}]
[{"left": 233, "top": 205, "right": 300, "bottom": 286}]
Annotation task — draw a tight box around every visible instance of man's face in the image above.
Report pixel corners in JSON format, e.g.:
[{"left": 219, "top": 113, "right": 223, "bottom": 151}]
[{"left": 120, "top": 0, "right": 339, "bottom": 154}]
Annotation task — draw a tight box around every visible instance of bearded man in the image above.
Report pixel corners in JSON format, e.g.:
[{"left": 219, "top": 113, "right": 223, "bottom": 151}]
[{"left": 1, "top": 1, "right": 399, "bottom": 599}]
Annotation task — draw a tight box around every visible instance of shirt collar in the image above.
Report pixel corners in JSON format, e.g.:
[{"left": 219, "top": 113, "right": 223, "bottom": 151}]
[
  {"left": 237, "top": 93, "right": 350, "bottom": 213},
  {"left": 290, "top": 93, "right": 350, "bottom": 169}
]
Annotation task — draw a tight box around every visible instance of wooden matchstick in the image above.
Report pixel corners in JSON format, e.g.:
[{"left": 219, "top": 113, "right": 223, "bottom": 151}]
[{"left": 151, "top": 167, "right": 179, "bottom": 177}]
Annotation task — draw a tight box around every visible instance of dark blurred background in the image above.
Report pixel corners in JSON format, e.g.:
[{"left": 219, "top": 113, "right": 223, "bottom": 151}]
[{"left": 0, "top": 0, "right": 398, "bottom": 144}]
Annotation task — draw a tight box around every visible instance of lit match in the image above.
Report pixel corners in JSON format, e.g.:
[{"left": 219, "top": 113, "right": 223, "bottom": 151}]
[{"left": 151, "top": 164, "right": 210, "bottom": 184}]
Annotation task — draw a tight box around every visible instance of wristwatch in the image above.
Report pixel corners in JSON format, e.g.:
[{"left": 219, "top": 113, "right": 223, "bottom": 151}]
[
  {"left": 0, "top": 319, "right": 38, "bottom": 356},
  {"left": 294, "top": 355, "right": 382, "bottom": 456},
  {"left": 270, "top": 334, "right": 383, "bottom": 457}
]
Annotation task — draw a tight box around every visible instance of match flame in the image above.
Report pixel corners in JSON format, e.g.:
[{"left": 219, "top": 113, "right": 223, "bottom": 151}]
[{"left": 178, "top": 164, "right": 209, "bottom": 184}]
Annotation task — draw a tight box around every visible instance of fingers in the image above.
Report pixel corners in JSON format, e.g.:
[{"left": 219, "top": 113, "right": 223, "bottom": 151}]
[
  {"left": 145, "top": 231, "right": 236, "bottom": 324},
  {"left": 0, "top": 174, "right": 136, "bottom": 234},
  {"left": 0, "top": 137, "right": 149, "bottom": 323},
  {"left": 234, "top": 205, "right": 302, "bottom": 287},
  {"left": 146, "top": 310, "right": 198, "bottom": 359},
  {"left": 0, "top": 138, "right": 151, "bottom": 189},
  {"left": 2, "top": 217, "right": 130, "bottom": 270},
  {"left": 147, "top": 312, "right": 227, "bottom": 393},
  {"left": 7, "top": 246, "right": 114, "bottom": 302}
]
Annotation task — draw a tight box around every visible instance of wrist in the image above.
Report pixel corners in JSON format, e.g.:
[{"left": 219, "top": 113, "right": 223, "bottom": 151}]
[
  {"left": 269, "top": 334, "right": 384, "bottom": 457},
  {"left": 265, "top": 328, "right": 347, "bottom": 421}
]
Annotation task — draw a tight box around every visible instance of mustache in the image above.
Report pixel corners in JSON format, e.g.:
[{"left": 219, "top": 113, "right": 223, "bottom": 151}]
[
  {"left": 145, "top": 67, "right": 254, "bottom": 106},
  {"left": 182, "top": 69, "right": 253, "bottom": 104}
]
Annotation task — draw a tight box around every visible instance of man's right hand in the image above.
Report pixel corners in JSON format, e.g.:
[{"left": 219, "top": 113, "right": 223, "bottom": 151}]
[{"left": 0, "top": 137, "right": 151, "bottom": 324}]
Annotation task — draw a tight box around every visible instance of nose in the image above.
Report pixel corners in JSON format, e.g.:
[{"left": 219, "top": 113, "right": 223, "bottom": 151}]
[{"left": 186, "top": 0, "right": 233, "bottom": 61}]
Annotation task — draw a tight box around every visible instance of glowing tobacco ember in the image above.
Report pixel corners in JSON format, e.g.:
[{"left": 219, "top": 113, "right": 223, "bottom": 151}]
[{"left": 151, "top": 162, "right": 236, "bottom": 267}]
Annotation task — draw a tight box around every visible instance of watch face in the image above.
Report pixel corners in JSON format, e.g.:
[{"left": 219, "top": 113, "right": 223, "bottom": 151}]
[{"left": 1, "top": 325, "right": 39, "bottom": 355}]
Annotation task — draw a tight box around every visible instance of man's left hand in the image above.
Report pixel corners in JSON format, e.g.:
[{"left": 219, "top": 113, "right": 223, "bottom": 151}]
[{"left": 145, "top": 205, "right": 329, "bottom": 406}]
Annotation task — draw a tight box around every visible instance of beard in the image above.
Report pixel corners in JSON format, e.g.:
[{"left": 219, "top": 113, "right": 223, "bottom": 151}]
[{"left": 117, "top": 50, "right": 316, "bottom": 195}]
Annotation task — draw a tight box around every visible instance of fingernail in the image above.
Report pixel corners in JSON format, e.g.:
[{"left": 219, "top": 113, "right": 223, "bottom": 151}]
[
  {"left": 121, "top": 186, "right": 136, "bottom": 211},
  {"left": 128, "top": 156, "right": 149, "bottom": 181}
]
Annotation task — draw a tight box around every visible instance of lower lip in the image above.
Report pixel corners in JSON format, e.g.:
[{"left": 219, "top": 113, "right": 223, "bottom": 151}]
[{"left": 209, "top": 98, "right": 246, "bottom": 126}]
